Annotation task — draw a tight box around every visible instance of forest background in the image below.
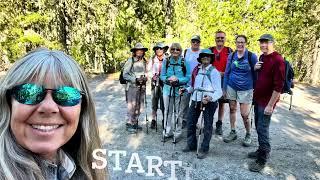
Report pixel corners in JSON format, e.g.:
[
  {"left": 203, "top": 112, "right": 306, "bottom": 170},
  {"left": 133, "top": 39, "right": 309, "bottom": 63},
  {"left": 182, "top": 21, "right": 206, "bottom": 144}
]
[{"left": 1, "top": 0, "right": 319, "bottom": 85}]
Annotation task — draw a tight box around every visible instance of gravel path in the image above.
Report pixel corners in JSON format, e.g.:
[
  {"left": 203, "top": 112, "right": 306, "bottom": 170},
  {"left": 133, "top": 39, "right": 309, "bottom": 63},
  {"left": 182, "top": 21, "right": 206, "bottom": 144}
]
[{"left": 91, "top": 74, "right": 319, "bottom": 180}]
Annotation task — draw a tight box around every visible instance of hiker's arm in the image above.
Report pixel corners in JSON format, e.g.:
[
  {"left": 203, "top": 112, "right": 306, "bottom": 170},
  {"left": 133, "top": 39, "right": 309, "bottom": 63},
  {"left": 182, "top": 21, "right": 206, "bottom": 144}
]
[
  {"left": 265, "top": 91, "right": 281, "bottom": 115},
  {"left": 123, "top": 59, "right": 136, "bottom": 83},
  {"left": 223, "top": 54, "right": 232, "bottom": 91},
  {"left": 210, "top": 70, "right": 223, "bottom": 102}
]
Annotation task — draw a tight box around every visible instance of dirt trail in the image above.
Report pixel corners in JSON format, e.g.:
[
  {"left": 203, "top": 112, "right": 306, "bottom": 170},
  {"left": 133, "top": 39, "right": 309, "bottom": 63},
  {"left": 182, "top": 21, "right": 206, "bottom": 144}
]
[{"left": 91, "top": 74, "right": 320, "bottom": 180}]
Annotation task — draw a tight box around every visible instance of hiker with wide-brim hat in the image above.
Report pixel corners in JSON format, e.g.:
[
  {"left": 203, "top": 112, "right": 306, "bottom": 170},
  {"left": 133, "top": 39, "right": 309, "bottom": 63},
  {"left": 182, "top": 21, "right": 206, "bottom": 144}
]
[
  {"left": 123, "top": 43, "right": 149, "bottom": 133},
  {"left": 147, "top": 42, "right": 169, "bottom": 130},
  {"left": 182, "top": 48, "right": 222, "bottom": 159}
]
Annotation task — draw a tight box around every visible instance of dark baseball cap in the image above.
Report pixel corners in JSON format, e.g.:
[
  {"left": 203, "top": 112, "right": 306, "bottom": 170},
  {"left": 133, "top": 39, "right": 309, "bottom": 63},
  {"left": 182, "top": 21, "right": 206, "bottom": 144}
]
[
  {"left": 191, "top": 35, "right": 201, "bottom": 42},
  {"left": 258, "top": 34, "right": 274, "bottom": 42}
]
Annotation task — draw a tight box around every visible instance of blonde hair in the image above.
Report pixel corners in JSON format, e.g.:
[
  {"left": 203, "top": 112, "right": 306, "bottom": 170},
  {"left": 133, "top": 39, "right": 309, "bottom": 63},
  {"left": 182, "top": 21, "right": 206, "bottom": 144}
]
[{"left": 0, "top": 48, "right": 107, "bottom": 179}]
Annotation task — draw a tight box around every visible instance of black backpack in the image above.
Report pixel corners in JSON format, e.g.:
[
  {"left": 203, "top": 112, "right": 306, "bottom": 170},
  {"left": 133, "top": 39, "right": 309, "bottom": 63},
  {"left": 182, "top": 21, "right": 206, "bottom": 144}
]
[
  {"left": 119, "top": 58, "right": 133, "bottom": 84},
  {"left": 282, "top": 58, "right": 295, "bottom": 110}
]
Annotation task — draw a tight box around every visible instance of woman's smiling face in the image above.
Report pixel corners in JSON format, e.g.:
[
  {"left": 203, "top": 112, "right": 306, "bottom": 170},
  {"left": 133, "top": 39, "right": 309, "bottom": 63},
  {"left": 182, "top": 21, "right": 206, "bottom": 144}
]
[{"left": 10, "top": 76, "right": 81, "bottom": 161}]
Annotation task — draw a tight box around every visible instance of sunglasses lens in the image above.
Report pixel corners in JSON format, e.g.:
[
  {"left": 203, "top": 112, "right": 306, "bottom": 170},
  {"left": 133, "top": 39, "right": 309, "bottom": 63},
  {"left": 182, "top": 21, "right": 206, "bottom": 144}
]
[
  {"left": 53, "top": 86, "right": 82, "bottom": 106},
  {"left": 11, "top": 84, "right": 45, "bottom": 105}
]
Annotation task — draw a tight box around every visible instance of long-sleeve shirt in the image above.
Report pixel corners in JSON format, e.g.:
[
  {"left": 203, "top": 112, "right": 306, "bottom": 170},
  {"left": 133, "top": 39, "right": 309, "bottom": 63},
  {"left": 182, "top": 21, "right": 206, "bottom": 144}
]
[
  {"left": 147, "top": 55, "right": 165, "bottom": 77},
  {"left": 188, "top": 64, "right": 222, "bottom": 102},
  {"left": 123, "top": 57, "right": 147, "bottom": 88},
  {"left": 160, "top": 56, "right": 190, "bottom": 96},
  {"left": 253, "top": 51, "right": 285, "bottom": 108},
  {"left": 223, "top": 49, "right": 258, "bottom": 91}
]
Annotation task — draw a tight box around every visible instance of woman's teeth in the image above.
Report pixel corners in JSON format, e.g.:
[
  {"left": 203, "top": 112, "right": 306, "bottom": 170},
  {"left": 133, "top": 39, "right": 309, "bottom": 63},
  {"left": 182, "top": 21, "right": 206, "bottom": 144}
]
[{"left": 31, "top": 125, "right": 60, "bottom": 132}]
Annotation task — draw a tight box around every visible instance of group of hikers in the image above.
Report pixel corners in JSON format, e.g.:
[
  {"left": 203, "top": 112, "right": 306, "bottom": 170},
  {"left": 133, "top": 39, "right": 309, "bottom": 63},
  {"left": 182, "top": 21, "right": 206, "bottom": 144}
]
[{"left": 121, "top": 31, "right": 287, "bottom": 172}]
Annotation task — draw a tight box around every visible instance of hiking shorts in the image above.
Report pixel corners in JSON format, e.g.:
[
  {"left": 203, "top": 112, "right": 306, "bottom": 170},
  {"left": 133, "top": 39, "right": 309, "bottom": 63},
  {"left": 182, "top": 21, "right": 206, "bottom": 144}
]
[{"left": 226, "top": 86, "right": 253, "bottom": 104}]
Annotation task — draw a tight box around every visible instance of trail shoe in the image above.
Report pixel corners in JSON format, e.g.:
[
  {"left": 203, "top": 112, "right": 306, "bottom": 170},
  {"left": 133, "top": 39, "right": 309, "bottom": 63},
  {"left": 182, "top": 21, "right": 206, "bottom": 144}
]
[
  {"left": 248, "top": 150, "right": 259, "bottom": 159},
  {"left": 182, "top": 146, "right": 196, "bottom": 153},
  {"left": 242, "top": 133, "right": 252, "bottom": 147},
  {"left": 127, "top": 125, "right": 137, "bottom": 134},
  {"left": 132, "top": 124, "right": 143, "bottom": 131},
  {"left": 249, "top": 160, "right": 266, "bottom": 172},
  {"left": 215, "top": 121, "right": 223, "bottom": 135},
  {"left": 223, "top": 130, "right": 237, "bottom": 143},
  {"left": 197, "top": 150, "right": 209, "bottom": 159},
  {"left": 150, "top": 119, "right": 156, "bottom": 129}
]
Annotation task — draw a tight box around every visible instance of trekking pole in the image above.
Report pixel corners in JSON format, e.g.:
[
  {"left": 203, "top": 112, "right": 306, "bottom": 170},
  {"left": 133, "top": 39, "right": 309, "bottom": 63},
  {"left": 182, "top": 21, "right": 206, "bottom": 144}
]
[
  {"left": 196, "top": 92, "right": 205, "bottom": 157},
  {"left": 163, "top": 86, "right": 172, "bottom": 145},
  {"left": 135, "top": 83, "right": 142, "bottom": 135},
  {"left": 145, "top": 84, "right": 148, "bottom": 134},
  {"left": 173, "top": 87, "right": 183, "bottom": 148}
]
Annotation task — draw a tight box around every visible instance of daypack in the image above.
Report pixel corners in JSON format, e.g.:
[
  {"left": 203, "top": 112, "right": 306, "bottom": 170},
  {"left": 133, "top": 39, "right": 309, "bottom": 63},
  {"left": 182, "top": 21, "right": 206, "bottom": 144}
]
[
  {"left": 119, "top": 58, "right": 133, "bottom": 84},
  {"left": 119, "top": 57, "right": 146, "bottom": 84},
  {"left": 191, "top": 65, "right": 215, "bottom": 87},
  {"left": 208, "top": 46, "right": 233, "bottom": 57},
  {"left": 230, "top": 51, "right": 256, "bottom": 87},
  {"left": 282, "top": 57, "right": 295, "bottom": 110},
  {"left": 165, "top": 57, "right": 187, "bottom": 76}
]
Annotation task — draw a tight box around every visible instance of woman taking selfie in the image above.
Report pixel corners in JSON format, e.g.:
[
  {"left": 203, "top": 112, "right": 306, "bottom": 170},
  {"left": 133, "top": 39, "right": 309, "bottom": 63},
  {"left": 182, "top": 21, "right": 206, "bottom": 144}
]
[{"left": 0, "top": 48, "right": 107, "bottom": 179}]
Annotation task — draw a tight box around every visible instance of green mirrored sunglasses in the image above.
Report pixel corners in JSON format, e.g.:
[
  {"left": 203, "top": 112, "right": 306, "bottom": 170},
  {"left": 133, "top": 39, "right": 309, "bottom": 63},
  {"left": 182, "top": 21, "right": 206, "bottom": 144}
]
[{"left": 8, "top": 83, "right": 85, "bottom": 106}]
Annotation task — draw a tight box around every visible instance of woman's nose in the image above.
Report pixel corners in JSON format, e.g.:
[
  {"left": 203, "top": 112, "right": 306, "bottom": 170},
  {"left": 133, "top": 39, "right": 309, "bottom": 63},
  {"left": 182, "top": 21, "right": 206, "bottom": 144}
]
[{"left": 37, "top": 91, "right": 59, "bottom": 114}]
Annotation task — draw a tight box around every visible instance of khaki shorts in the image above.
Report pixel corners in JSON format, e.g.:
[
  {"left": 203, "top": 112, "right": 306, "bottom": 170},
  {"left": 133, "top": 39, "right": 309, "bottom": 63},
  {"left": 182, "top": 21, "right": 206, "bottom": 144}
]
[{"left": 226, "top": 86, "right": 253, "bottom": 104}]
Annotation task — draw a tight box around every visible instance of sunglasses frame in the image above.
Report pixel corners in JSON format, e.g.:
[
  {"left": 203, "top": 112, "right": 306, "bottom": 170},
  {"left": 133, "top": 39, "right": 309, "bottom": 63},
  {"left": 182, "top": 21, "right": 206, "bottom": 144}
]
[{"left": 8, "top": 83, "right": 85, "bottom": 107}]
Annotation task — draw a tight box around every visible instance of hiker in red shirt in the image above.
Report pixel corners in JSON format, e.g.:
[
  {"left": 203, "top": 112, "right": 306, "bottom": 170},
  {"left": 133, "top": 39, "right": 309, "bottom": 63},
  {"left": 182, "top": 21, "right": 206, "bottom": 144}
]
[
  {"left": 209, "top": 30, "right": 233, "bottom": 135},
  {"left": 248, "top": 34, "right": 285, "bottom": 172}
]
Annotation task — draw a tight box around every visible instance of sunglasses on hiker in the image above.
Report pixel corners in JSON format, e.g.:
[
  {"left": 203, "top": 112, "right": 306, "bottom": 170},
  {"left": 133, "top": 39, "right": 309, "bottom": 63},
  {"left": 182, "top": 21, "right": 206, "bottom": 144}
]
[
  {"left": 154, "top": 47, "right": 164, "bottom": 50},
  {"left": 191, "top": 40, "right": 200, "bottom": 44},
  {"left": 8, "top": 83, "right": 85, "bottom": 106},
  {"left": 171, "top": 48, "right": 181, "bottom": 52}
]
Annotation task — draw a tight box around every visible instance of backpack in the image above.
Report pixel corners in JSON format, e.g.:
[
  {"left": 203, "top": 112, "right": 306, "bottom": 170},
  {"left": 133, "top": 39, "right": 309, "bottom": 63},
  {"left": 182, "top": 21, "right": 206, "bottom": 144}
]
[
  {"left": 282, "top": 57, "right": 294, "bottom": 110},
  {"left": 209, "top": 46, "right": 233, "bottom": 57},
  {"left": 165, "top": 57, "right": 187, "bottom": 76},
  {"left": 119, "top": 57, "right": 146, "bottom": 84},
  {"left": 191, "top": 65, "right": 215, "bottom": 87},
  {"left": 230, "top": 51, "right": 256, "bottom": 87}
]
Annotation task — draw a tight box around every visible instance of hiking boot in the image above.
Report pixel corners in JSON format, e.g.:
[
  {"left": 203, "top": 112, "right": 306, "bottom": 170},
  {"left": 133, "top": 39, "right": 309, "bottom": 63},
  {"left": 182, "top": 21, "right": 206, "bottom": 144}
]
[
  {"left": 127, "top": 125, "right": 137, "bottom": 134},
  {"left": 248, "top": 150, "right": 259, "bottom": 159},
  {"left": 249, "top": 160, "right": 266, "bottom": 172},
  {"left": 242, "top": 133, "right": 252, "bottom": 147},
  {"left": 215, "top": 121, "right": 223, "bottom": 135},
  {"left": 182, "top": 120, "right": 187, "bottom": 129},
  {"left": 150, "top": 119, "right": 156, "bottom": 129},
  {"left": 132, "top": 124, "right": 142, "bottom": 131},
  {"left": 223, "top": 130, "right": 237, "bottom": 143},
  {"left": 182, "top": 146, "right": 196, "bottom": 152},
  {"left": 197, "top": 150, "right": 209, "bottom": 159}
]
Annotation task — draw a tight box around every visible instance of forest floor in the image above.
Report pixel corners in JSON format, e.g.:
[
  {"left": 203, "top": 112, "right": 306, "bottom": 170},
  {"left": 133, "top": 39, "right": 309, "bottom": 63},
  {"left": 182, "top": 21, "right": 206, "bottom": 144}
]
[{"left": 91, "top": 73, "right": 320, "bottom": 180}]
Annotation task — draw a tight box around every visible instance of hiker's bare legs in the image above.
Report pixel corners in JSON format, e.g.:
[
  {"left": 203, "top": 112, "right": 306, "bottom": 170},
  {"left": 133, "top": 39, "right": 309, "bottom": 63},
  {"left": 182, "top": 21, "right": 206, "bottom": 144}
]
[
  {"left": 229, "top": 100, "right": 237, "bottom": 129},
  {"left": 240, "top": 103, "right": 251, "bottom": 133}
]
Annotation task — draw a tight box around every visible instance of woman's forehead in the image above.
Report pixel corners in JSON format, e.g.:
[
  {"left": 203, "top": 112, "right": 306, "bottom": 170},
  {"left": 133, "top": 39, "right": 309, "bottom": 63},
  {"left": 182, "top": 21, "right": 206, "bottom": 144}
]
[{"left": 30, "top": 75, "right": 72, "bottom": 89}]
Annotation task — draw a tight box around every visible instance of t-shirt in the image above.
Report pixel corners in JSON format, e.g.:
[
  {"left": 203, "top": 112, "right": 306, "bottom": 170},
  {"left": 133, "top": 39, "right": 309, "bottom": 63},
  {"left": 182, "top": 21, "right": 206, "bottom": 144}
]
[
  {"left": 253, "top": 51, "right": 285, "bottom": 108},
  {"left": 184, "top": 48, "right": 201, "bottom": 86},
  {"left": 210, "top": 46, "right": 232, "bottom": 72}
]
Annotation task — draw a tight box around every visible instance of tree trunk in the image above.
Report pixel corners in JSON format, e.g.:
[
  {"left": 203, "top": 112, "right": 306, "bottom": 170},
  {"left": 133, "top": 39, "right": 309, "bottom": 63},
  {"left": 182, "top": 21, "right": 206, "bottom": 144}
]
[{"left": 311, "top": 38, "right": 320, "bottom": 85}]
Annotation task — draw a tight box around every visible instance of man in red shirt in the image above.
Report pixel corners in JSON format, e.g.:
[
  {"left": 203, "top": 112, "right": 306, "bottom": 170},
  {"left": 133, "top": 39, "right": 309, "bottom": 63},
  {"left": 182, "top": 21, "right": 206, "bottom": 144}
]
[
  {"left": 248, "top": 34, "right": 285, "bottom": 172},
  {"left": 210, "top": 30, "right": 232, "bottom": 135}
]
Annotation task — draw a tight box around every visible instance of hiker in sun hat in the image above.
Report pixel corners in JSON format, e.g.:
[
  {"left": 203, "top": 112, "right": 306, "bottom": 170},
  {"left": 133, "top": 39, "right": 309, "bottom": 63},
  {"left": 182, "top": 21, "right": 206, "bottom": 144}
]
[
  {"left": 147, "top": 42, "right": 169, "bottom": 130},
  {"left": 123, "top": 42, "right": 149, "bottom": 133},
  {"left": 248, "top": 34, "right": 285, "bottom": 172},
  {"left": 182, "top": 49, "right": 222, "bottom": 159}
]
